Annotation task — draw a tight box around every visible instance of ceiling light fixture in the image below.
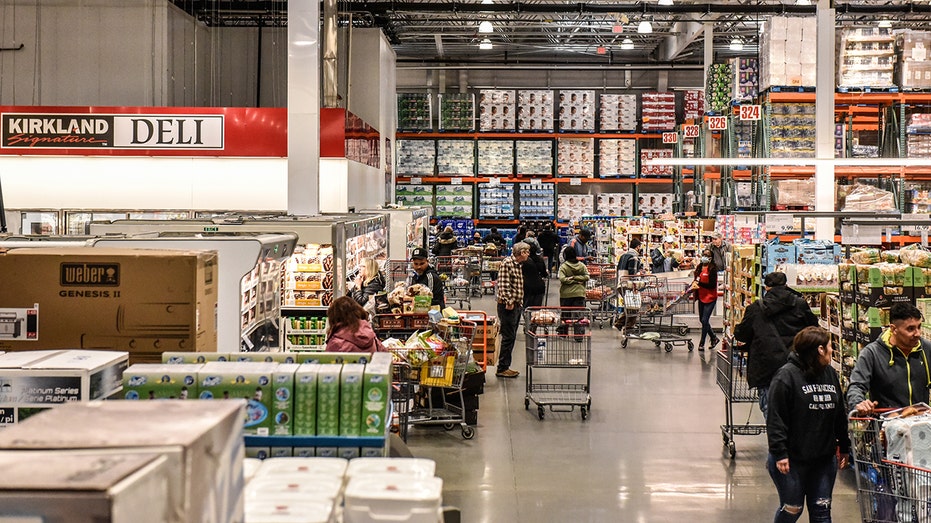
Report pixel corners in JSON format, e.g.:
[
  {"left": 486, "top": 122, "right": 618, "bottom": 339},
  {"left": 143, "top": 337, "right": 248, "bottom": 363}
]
[
  {"left": 729, "top": 37, "right": 744, "bottom": 51},
  {"left": 621, "top": 38, "right": 634, "bottom": 50},
  {"left": 481, "top": 0, "right": 493, "bottom": 4},
  {"left": 878, "top": 20, "right": 892, "bottom": 28},
  {"left": 637, "top": 20, "right": 652, "bottom": 34},
  {"left": 658, "top": 0, "right": 674, "bottom": 6},
  {"left": 795, "top": 0, "right": 811, "bottom": 5},
  {"left": 479, "top": 38, "right": 493, "bottom": 50},
  {"left": 478, "top": 21, "right": 493, "bottom": 34}
]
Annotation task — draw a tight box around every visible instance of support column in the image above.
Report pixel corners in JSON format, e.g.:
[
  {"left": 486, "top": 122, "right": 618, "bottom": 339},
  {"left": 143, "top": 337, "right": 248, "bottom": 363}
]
[
  {"left": 287, "top": 0, "right": 320, "bottom": 215},
  {"left": 814, "top": 1, "right": 835, "bottom": 240}
]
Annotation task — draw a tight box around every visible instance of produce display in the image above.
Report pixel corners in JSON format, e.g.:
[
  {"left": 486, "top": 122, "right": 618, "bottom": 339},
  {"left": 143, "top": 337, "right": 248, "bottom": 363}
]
[{"left": 706, "top": 63, "right": 733, "bottom": 114}]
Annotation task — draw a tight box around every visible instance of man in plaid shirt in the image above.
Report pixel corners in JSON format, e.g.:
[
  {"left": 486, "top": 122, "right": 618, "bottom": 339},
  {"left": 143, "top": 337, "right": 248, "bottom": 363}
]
[{"left": 496, "top": 242, "right": 530, "bottom": 378}]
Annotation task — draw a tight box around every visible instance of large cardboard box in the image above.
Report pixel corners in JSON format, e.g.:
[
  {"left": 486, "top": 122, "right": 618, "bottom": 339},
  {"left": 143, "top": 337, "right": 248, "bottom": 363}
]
[
  {"left": 0, "top": 450, "right": 172, "bottom": 523},
  {"left": 0, "top": 400, "right": 245, "bottom": 523},
  {"left": 0, "top": 248, "right": 218, "bottom": 364}
]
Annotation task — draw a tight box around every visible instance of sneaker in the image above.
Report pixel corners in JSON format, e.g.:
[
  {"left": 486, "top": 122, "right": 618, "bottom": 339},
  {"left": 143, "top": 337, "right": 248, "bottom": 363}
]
[
  {"left": 496, "top": 369, "right": 520, "bottom": 378},
  {"left": 710, "top": 338, "right": 721, "bottom": 350},
  {"left": 698, "top": 345, "right": 705, "bottom": 352}
]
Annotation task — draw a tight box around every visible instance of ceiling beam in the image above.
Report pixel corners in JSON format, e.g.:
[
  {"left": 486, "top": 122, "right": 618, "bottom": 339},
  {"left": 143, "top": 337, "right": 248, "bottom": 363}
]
[
  {"left": 659, "top": 19, "right": 712, "bottom": 62},
  {"left": 434, "top": 34, "right": 445, "bottom": 57}
]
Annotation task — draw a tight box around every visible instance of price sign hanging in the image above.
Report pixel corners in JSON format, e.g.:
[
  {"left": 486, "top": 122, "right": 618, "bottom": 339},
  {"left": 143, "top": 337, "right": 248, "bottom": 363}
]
[
  {"left": 662, "top": 132, "right": 678, "bottom": 144},
  {"left": 707, "top": 116, "right": 728, "bottom": 131},
  {"left": 739, "top": 104, "right": 762, "bottom": 121},
  {"left": 683, "top": 125, "right": 700, "bottom": 138}
]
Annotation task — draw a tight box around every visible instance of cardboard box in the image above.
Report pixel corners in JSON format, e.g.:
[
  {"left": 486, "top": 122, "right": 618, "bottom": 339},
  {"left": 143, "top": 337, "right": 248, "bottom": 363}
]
[
  {"left": 0, "top": 400, "right": 245, "bottom": 523},
  {"left": 272, "top": 364, "right": 298, "bottom": 436},
  {"left": 361, "top": 353, "right": 392, "bottom": 437},
  {"left": 294, "top": 363, "right": 320, "bottom": 436},
  {"left": 197, "top": 362, "right": 278, "bottom": 436},
  {"left": 163, "top": 352, "right": 300, "bottom": 364},
  {"left": 0, "top": 450, "right": 172, "bottom": 523},
  {"left": 317, "top": 365, "right": 342, "bottom": 436},
  {"left": 123, "top": 363, "right": 201, "bottom": 400},
  {"left": 0, "top": 248, "right": 218, "bottom": 364}
]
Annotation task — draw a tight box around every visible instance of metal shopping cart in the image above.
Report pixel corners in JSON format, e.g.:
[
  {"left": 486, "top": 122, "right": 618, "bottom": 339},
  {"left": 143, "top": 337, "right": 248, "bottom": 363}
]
[
  {"left": 617, "top": 274, "right": 694, "bottom": 352},
  {"left": 481, "top": 256, "right": 504, "bottom": 295},
  {"left": 715, "top": 339, "right": 765, "bottom": 458},
  {"left": 436, "top": 255, "right": 473, "bottom": 309},
  {"left": 523, "top": 307, "right": 592, "bottom": 421},
  {"left": 585, "top": 263, "right": 618, "bottom": 329},
  {"left": 385, "top": 259, "right": 412, "bottom": 288}
]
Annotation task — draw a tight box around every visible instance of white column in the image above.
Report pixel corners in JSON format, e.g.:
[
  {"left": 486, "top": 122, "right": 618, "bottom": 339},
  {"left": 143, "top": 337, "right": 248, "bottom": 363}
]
[
  {"left": 287, "top": 0, "right": 320, "bottom": 215},
  {"left": 814, "top": 1, "right": 835, "bottom": 240}
]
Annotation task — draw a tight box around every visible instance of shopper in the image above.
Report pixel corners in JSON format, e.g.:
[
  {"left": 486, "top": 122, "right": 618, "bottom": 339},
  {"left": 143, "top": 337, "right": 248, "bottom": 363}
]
[
  {"left": 650, "top": 235, "right": 680, "bottom": 274},
  {"left": 325, "top": 296, "right": 387, "bottom": 353},
  {"left": 564, "top": 229, "right": 593, "bottom": 263},
  {"left": 847, "top": 302, "right": 931, "bottom": 416},
  {"left": 432, "top": 225, "right": 459, "bottom": 258},
  {"left": 708, "top": 231, "right": 729, "bottom": 272},
  {"left": 470, "top": 232, "right": 483, "bottom": 245},
  {"left": 537, "top": 223, "right": 559, "bottom": 272},
  {"left": 495, "top": 241, "right": 530, "bottom": 379},
  {"left": 692, "top": 248, "right": 719, "bottom": 351},
  {"left": 351, "top": 258, "right": 387, "bottom": 309},
  {"left": 522, "top": 247, "right": 548, "bottom": 309},
  {"left": 514, "top": 225, "right": 528, "bottom": 244},
  {"left": 558, "top": 246, "right": 590, "bottom": 338},
  {"left": 617, "top": 238, "right": 643, "bottom": 276},
  {"left": 523, "top": 229, "right": 542, "bottom": 257},
  {"left": 733, "top": 271, "right": 819, "bottom": 418},
  {"left": 483, "top": 227, "right": 506, "bottom": 255},
  {"left": 766, "top": 326, "right": 850, "bottom": 523},
  {"left": 408, "top": 247, "right": 446, "bottom": 308}
]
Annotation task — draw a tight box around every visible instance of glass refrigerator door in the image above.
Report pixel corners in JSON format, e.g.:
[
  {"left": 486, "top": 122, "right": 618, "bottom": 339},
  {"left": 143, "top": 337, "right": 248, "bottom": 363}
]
[{"left": 21, "top": 211, "right": 59, "bottom": 235}]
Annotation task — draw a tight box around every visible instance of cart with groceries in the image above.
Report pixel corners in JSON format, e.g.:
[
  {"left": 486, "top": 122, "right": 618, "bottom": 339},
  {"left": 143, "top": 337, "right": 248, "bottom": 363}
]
[
  {"left": 523, "top": 307, "right": 593, "bottom": 421},
  {"left": 434, "top": 255, "right": 474, "bottom": 309},
  {"left": 715, "top": 339, "right": 765, "bottom": 458},
  {"left": 585, "top": 263, "right": 618, "bottom": 329},
  {"left": 616, "top": 274, "right": 694, "bottom": 352}
]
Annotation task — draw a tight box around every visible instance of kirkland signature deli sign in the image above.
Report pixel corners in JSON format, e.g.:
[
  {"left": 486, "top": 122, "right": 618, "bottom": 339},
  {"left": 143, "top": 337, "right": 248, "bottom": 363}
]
[{"left": 1, "top": 113, "right": 224, "bottom": 149}]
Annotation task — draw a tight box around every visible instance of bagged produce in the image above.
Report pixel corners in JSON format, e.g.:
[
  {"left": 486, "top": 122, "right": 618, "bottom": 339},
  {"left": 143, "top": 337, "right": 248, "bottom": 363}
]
[
  {"left": 900, "top": 244, "right": 931, "bottom": 268},
  {"left": 850, "top": 248, "right": 882, "bottom": 265}
]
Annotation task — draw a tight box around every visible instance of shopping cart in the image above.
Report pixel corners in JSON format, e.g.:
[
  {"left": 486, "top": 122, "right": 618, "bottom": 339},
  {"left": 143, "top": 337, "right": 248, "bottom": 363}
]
[
  {"left": 452, "top": 247, "right": 485, "bottom": 298},
  {"left": 585, "top": 263, "right": 618, "bottom": 329},
  {"left": 385, "top": 259, "right": 412, "bottom": 288},
  {"left": 523, "top": 307, "right": 593, "bottom": 421},
  {"left": 715, "top": 339, "right": 765, "bottom": 458},
  {"left": 481, "top": 256, "right": 504, "bottom": 295},
  {"left": 617, "top": 274, "right": 694, "bottom": 352},
  {"left": 436, "top": 255, "right": 474, "bottom": 309}
]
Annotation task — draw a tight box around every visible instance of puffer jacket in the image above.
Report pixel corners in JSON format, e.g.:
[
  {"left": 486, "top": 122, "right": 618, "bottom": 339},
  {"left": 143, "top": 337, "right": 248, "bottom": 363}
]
[
  {"left": 558, "top": 261, "right": 589, "bottom": 299},
  {"left": 326, "top": 320, "right": 386, "bottom": 353},
  {"left": 733, "top": 285, "right": 818, "bottom": 388},
  {"left": 432, "top": 232, "right": 459, "bottom": 257},
  {"left": 351, "top": 271, "right": 387, "bottom": 307},
  {"left": 522, "top": 253, "right": 548, "bottom": 295},
  {"left": 846, "top": 329, "right": 931, "bottom": 411}
]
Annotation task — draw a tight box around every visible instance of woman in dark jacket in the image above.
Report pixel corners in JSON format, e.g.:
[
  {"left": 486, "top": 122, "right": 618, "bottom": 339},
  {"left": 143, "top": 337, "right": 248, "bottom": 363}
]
[
  {"left": 432, "top": 226, "right": 459, "bottom": 258},
  {"left": 522, "top": 249, "right": 548, "bottom": 308},
  {"left": 351, "top": 258, "right": 387, "bottom": 308},
  {"left": 766, "top": 326, "right": 849, "bottom": 523},
  {"left": 691, "top": 248, "right": 718, "bottom": 351}
]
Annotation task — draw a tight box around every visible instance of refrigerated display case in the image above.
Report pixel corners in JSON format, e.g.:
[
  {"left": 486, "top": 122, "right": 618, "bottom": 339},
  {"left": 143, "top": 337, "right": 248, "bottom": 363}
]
[
  {"left": 65, "top": 210, "right": 192, "bottom": 235},
  {"left": 359, "top": 207, "right": 429, "bottom": 260},
  {"left": 19, "top": 211, "right": 60, "bottom": 235}
]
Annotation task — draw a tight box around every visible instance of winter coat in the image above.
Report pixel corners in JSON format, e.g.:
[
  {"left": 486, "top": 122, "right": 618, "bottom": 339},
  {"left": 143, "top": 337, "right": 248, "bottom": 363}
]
[
  {"left": 558, "top": 261, "right": 589, "bottom": 299},
  {"left": 650, "top": 247, "right": 679, "bottom": 274},
  {"left": 734, "top": 285, "right": 819, "bottom": 389},
  {"left": 617, "top": 248, "right": 642, "bottom": 275},
  {"left": 483, "top": 232, "right": 506, "bottom": 254},
  {"left": 351, "top": 271, "right": 387, "bottom": 307},
  {"left": 846, "top": 329, "right": 931, "bottom": 411},
  {"left": 432, "top": 232, "right": 459, "bottom": 257},
  {"left": 537, "top": 229, "right": 559, "bottom": 257},
  {"left": 710, "top": 241, "right": 729, "bottom": 270},
  {"left": 567, "top": 236, "right": 590, "bottom": 261},
  {"left": 326, "top": 320, "right": 386, "bottom": 353},
  {"left": 523, "top": 236, "right": 542, "bottom": 256},
  {"left": 767, "top": 352, "right": 851, "bottom": 463},
  {"left": 409, "top": 266, "right": 446, "bottom": 307},
  {"left": 522, "top": 253, "right": 548, "bottom": 296}
]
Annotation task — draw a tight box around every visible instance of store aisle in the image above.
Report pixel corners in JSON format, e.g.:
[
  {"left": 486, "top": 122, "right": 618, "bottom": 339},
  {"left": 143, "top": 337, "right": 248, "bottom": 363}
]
[{"left": 404, "top": 291, "right": 860, "bottom": 522}]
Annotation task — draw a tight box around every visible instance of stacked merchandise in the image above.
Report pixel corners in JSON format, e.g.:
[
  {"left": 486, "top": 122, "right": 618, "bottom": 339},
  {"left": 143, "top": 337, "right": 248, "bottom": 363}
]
[
  {"left": 759, "top": 16, "right": 817, "bottom": 89},
  {"left": 596, "top": 193, "right": 634, "bottom": 216},
  {"left": 479, "top": 89, "right": 516, "bottom": 131},
  {"left": 599, "top": 139, "right": 637, "bottom": 178},
  {"left": 439, "top": 93, "right": 475, "bottom": 131},
  {"left": 715, "top": 214, "right": 765, "bottom": 245},
  {"left": 397, "top": 140, "right": 436, "bottom": 175},
  {"left": 518, "top": 90, "right": 555, "bottom": 131},
  {"left": 395, "top": 184, "right": 434, "bottom": 211},
  {"left": 557, "top": 138, "right": 595, "bottom": 177},
  {"left": 770, "top": 263, "right": 839, "bottom": 315},
  {"left": 243, "top": 457, "right": 444, "bottom": 523},
  {"left": 706, "top": 63, "right": 734, "bottom": 113},
  {"left": 773, "top": 178, "right": 816, "bottom": 208},
  {"left": 723, "top": 245, "right": 761, "bottom": 337},
  {"left": 599, "top": 94, "right": 638, "bottom": 131},
  {"left": 906, "top": 113, "right": 931, "bottom": 158},
  {"left": 679, "top": 219, "right": 702, "bottom": 262},
  {"left": 519, "top": 183, "right": 556, "bottom": 219},
  {"left": 436, "top": 140, "right": 475, "bottom": 176},
  {"left": 770, "top": 102, "right": 816, "bottom": 158},
  {"left": 899, "top": 31, "right": 931, "bottom": 90},
  {"left": 683, "top": 90, "right": 705, "bottom": 120},
  {"left": 435, "top": 219, "right": 475, "bottom": 246},
  {"left": 640, "top": 149, "right": 674, "bottom": 177},
  {"left": 837, "top": 27, "right": 896, "bottom": 89},
  {"left": 397, "top": 93, "right": 432, "bottom": 131},
  {"left": 434, "top": 185, "right": 473, "bottom": 218},
  {"left": 641, "top": 92, "right": 676, "bottom": 132},
  {"left": 558, "top": 90, "right": 596, "bottom": 131},
  {"left": 905, "top": 181, "right": 931, "bottom": 213},
  {"left": 733, "top": 57, "right": 759, "bottom": 101},
  {"left": 735, "top": 182, "right": 753, "bottom": 209},
  {"left": 516, "top": 140, "right": 554, "bottom": 176},
  {"left": 477, "top": 140, "right": 515, "bottom": 175},
  {"left": 557, "top": 195, "right": 594, "bottom": 223},
  {"left": 478, "top": 182, "right": 516, "bottom": 218},
  {"left": 638, "top": 193, "right": 674, "bottom": 215},
  {"left": 282, "top": 314, "right": 328, "bottom": 351}
]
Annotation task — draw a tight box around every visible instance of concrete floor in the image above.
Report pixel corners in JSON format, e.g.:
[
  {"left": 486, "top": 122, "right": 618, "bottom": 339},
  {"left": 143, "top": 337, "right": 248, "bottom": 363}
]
[{"left": 403, "top": 287, "right": 860, "bottom": 523}]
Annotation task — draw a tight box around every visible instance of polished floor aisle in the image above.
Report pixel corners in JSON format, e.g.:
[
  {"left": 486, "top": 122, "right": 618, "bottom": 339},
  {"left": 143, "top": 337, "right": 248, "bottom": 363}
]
[{"left": 404, "top": 287, "right": 860, "bottom": 522}]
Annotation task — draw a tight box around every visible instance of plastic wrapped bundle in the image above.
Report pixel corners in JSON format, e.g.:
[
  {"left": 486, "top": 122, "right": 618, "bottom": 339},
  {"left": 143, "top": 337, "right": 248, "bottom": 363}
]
[{"left": 841, "top": 184, "right": 897, "bottom": 212}]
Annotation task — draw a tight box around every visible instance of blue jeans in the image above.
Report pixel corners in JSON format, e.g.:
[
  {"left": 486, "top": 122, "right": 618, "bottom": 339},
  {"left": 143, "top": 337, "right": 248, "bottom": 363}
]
[
  {"left": 758, "top": 385, "right": 770, "bottom": 420},
  {"left": 766, "top": 454, "right": 837, "bottom": 523},
  {"left": 697, "top": 300, "right": 716, "bottom": 346},
  {"left": 496, "top": 303, "right": 521, "bottom": 372}
]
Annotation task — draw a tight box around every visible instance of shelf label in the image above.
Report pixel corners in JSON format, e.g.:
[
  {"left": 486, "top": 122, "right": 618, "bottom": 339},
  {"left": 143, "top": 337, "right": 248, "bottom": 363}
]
[
  {"left": 203, "top": 226, "right": 219, "bottom": 233},
  {"left": 765, "top": 214, "right": 794, "bottom": 233},
  {"left": 739, "top": 104, "right": 762, "bottom": 121},
  {"left": 450, "top": 177, "right": 463, "bottom": 185},
  {"left": 410, "top": 177, "right": 422, "bottom": 185},
  {"left": 530, "top": 178, "right": 542, "bottom": 185},
  {"left": 662, "top": 132, "right": 678, "bottom": 144},
  {"left": 683, "top": 125, "right": 700, "bottom": 138},
  {"left": 569, "top": 178, "right": 582, "bottom": 186},
  {"left": 903, "top": 213, "right": 931, "bottom": 233},
  {"left": 489, "top": 177, "right": 501, "bottom": 186},
  {"left": 707, "top": 116, "right": 728, "bottom": 131},
  {"left": 841, "top": 224, "right": 883, "bottom": 246}
]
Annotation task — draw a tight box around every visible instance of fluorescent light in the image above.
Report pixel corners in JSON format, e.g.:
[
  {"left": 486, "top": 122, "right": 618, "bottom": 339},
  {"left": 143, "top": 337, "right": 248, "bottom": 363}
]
[
  {"left": 658, "top": 0, "right": 673, "bottom": 5},
  {"left": 621, "top": 38, "right": 634, "bottom": 50},
  {"left": 878, "top": 20, "right": 892, "bottom": 28},
  {"left": 795, "top": 0, "right": 811, "bottom": 5},
  {"left": 481, "top": 0, "right": 493, "bottom": 4},
  {"left": 478, "top": 21, "right": 493, "bottom": 34},
  {"left": 479, "top": 38, "right": 493, "bottom": 50},
  {"left": 729, "top": 37, "right": 744, "bottom": 51},
  {"left": 637, "top": 20, "right": 652, "bottom": 34}
]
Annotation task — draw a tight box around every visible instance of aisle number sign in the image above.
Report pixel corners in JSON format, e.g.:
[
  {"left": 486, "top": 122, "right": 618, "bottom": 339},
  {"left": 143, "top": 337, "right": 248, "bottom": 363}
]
[
  {"left": 662, "top": 132, "right": 678, "bottom": 144},
  {"left": 739, "top": 105, "right": 762, "bottom": 121},
  {"left": 683, "top": 125, "right": 700, "bottom": 138},
  {"left": 707, "top": 116, "right": 728, "bottom": 131}
]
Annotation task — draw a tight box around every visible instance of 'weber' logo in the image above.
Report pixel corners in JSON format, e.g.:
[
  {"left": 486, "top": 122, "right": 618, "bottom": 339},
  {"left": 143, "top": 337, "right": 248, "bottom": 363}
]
[{"left": 60, "top": 263, "right": 120, "bottom": 286}]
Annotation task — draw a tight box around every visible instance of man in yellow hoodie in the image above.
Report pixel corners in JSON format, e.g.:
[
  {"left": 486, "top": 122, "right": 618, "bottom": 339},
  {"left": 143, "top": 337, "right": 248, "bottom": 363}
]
[{"left": 847, "top": 302, "right": 931, "bottom": 416}]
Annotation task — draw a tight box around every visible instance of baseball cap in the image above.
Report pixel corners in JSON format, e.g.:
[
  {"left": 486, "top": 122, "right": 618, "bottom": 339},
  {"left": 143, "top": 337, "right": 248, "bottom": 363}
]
[
  {"left": 763, "top": 272, "right": 787, "bottom": 288},
  {"left": 710, "top": 231, "right": 723, "bottom": 239},
  {"left": 411, "top": 247, "right": 429, "bottom": 260}
]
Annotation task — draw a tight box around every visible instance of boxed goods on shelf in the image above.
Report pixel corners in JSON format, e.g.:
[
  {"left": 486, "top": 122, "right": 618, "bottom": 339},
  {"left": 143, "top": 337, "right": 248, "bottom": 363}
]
[
  {"left": 639, "top": 148, "right": 674, "bottom": 177},
  {"left": 773, "top": 179, "right": 815, "bottom": 207},
  {"left": 769, "top": 103, "right": 815, "bottom": 158},
  {"left": 479, "top": 89, "right": 516, "bottom": 131},
  {"left": 759, "top": 16, "right": 817, "bottom": 89},
  {"left": 733, "top": 57, "right": 759, "bottom": 101},
  {"left": 558, "top": 90, "right": 596, "bottom": 131},
  {"left": 599, "top": 139, "right": 637, "bottom": 178},
  {"left": 596, "top": 193, "right": 634, "bottom": 216},
  {"left": 910, "top": 266, "right": 931, "bottom": 300},
  {"left": 557, "top": 195, "right": 595, "bottom": 223},
  {"left": 898, "top": 32, "right": 931, "bottom": 89},
  {"left": 640, "top": 92, "right": 676, "bottom": 131},
  {"left": 436, "top": 140, "right": 475, "bottom": 176},
  {"left": 761, "top": 240, "right": 796, "bottom": 269},
  {"left": 397, "top": 140, "right": 436, "bottom": 175},
  {"left": 599, "top": 94, "right": 638, "bottom": 131},
  {"left": 706, "top": 63, "right": 733, "bottom": 113},
  {"left": 434, "top": 185, "right": 473, "bottom": 218},
  {"left": 519, "top": 183, "right": 556, "bottom": 219},
  {"left": 123, "top": 363, "right": 201, "bottom": 401},
  {"left": 516, "top": 140, "right": 554, "bottom": 176},
  {"left": 840, "top": 183, "right": 897, "bottom": 212},
  {"left": 395, "top": 184, "right": 434, "bottom": 210},
  {"left": 838, "top": 27, "right": 896, "bottom": 89},
  {"left": 557, "top": 138, "right": 594, "bottom": 177},
  {"left": 283, "top": 245, "right": 336, "bottom": 308},
  {"left": 853, "top": 263, "right": 913, "bottom": 307},
  {"left": 478, "top": 183, "right": 516, "bottom": 218},
  {"left": 638, "top": 193, "right": 673, "bottom": 215},
  {"left": 793, "top": 239, "right": 841, "bottom": 265},
  {"left": 518, "top": 90, "right": 555, "bottom": 131},
  {"left": 683, "top": 90, "right": 705, "bottom": 120},
  {"left": 398, "top": 93, "right": 432, "bottom": 131},
  {"left": 439, "top": 93, "right": 474, "bottom": 131},
  {"left": 477, "top": 140, "right": 514, "bottom": 175}
]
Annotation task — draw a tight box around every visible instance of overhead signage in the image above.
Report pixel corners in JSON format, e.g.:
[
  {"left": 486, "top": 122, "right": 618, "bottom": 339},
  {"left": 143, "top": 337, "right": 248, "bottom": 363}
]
[
  {"left": 707, "top": 116, "right": 728, "bottom": 131},
  {"left": 683, "top": 125, "right": 700, "bottom": 138},
  {"left": 662, "top": 132, "right": 678, "bottom": 144},
  {"left": 739, "top": 104, "right": 762, "bottom": 121},
  {"left": 3, "top": 113, "right": 223, "bottom": 149}
]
